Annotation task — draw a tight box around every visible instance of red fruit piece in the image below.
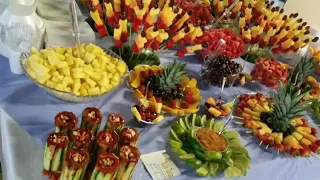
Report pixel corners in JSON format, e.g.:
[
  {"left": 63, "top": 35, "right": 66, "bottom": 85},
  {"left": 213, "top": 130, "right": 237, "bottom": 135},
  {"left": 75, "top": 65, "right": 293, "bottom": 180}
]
[
  {"left": 138, "top": 85, "right": 146, "bottom": 94},
  {"left": 180, "top": 101, "right": 190, "bottom": 109},
  {"left": 140, "top": 113, "right": 146, "bottom": 120},
  {"left": 148, "top": 105, "right": 156, "bottom": 113},
  {"left": 149, "top": 113, "right": 157, "bottom": 120},
  {"left": 309, "top": 144, "right": 320, "bottom": 153},
  {"left": 147, "top": 91, "right": 153, "bottom": 98},
  {"left": 169, "top": 100, "right": 177, "bottom": 108},
  {"left": 236, "top": 108, "right": 243, "bottom": 116},
  {"left": 184, "top": 88, "right": 193, "bottom": 96},
  {"left": 290, "top": 148, "right": 299, "bottom": 156},
  {"left": 155, "top": 97, "right": 162, "bottom": 103},
  {"left": 298, "top": 148, "right": 309, "bottom": 157},
  {"left": 316, "top": 140, "right": 320, "bottom": 146},
  {"left": 185, "top": 96, "right": 196, "bottom": 104},
  {"left": 311, "top": 127, "right": 317, "bottom": 135}
]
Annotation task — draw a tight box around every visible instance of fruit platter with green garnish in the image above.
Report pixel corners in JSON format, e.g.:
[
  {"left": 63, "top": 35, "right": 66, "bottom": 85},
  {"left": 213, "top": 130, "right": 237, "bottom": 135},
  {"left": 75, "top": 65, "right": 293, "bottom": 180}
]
[{"left": 169, "top": 114, "right": 251, "bottom": 178}]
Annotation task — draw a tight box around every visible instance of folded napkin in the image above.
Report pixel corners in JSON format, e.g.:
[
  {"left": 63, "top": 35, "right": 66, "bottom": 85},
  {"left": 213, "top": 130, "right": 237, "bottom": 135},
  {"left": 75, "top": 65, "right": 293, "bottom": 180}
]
[
  {"left": 43, "top": 19, "right": 96, "bottom": 48},
  {"left": 0, "top": 107, "right": 44, "bottom": 180}
]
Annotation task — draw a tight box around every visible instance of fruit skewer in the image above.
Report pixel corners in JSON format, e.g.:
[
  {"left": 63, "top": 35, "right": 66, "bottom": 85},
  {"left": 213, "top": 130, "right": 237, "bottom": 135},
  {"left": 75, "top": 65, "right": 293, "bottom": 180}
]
[
  {"left": 120, "top": 128, "right": 139, "bottom": 146},
  {"left": 104, "top": 114, "right": 125, "bottom": 132},
  {"left": 115, "top": 145, "right": 141, "bottom": 180},
  {"left": 90, "top": 153, "right": 120, "bottom": 180},
  {"left": 96, "top": 130, "right": 120, "bottom": 154},
  {"left": 43, "top": 133, "right": 69, "bottom": 175},
  {"left": 71, "top": 128, "right": 94, "bottom": 151},
  {"left": 55, "top": 111, "right": 78, "bottom": 136},
  {"left": 80, "top": 107, "right": 103, "bottom": 136},
  {"left": 60, "top": 149, "right": 90, "bottom": 180}
]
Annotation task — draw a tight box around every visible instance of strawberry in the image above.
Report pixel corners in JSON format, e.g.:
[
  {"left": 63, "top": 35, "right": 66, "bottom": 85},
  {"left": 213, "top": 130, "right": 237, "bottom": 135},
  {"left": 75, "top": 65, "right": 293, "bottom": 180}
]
[
  {"left": 148, "top": 105, "right": 156, "bottom": 113},
  {"left": 298, "top": 148, "right": 309, "bottom": 157},
  {"left": 180, "top": 101, "right": 190, "bottom": 109},
  {"left": 290, "top": 148, "right": 299, "bottom": 156},
  {"left": 138, "top": 105, "right": 146, "bottom": 113},
  {"left": 155, "top": 97, "right": 162, "bottom": 103},
  {"left": 147, "top": 91, "right": 153, "bottom": 98},
  {"left": 309, "top": 144, "right": 320, "bottom": 153},
  {"left": 184, "top": 88, "right": 193, "bottom": 96},
  {"left": 185, "top": 96, "right": 196, "bottom": 104},
  {"left": 149, "top": 113, "right": 157, "bottom": 120},
  {"left": 315, "top": 140, "right": 320, "bottom": 146},
  {"left": 301, "top": 119, "right": 308, "bottom": 126},
  {"left": 140, "top": 71, "right": 149, "bottom": 78},
  {"left": 311, "top": 127, "right": 317, "bottom": 135},
  {"left": 138, "top": 85, "right": 146, "bottom": 94},
  {"left": 236, "top": 107, "right": 243, "bottom": 116},
  {"left": 169, "top": 100, "right": 177, "bottom": 108},
  {"left": 140, "top": 113, "right": 146, "bottom": 120}
]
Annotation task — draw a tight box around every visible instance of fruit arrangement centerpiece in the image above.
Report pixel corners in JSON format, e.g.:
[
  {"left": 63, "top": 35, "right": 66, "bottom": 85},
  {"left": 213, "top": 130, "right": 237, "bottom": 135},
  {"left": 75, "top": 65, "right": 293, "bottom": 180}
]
[
  {"left": 22, "top": 44, "right": 128, "bottom": 102},
  {"left": 241, "top": 46, "right": 272, "bottom": 63},
  {"left": 235, "top": 83, "right": 320, "bottom": 157},
  {"left": 131, "top": 100, "right": 164, "bottom": 124},
  {"left": 309, "top": 47, "right": 320, "bottom": 75},
  {"left": 301, "top": 76, "right": 320, "bottom": 100},
  {"left": 128, "top": 61, "right": 202, "bottom": 115},
  {"left": 195, "top": 28, "right": 245, "bottom": 60},
  {"left": 200, "top": 54, "right": 242, "bottom": 87},
  {"left": 169, "top": 114, "right": 251, "bottom": 178},
  {"left": 88, "top": 0, "right": 206, "bottom": 64},
  {"left": 43, "top": 108, "right": 141, "bottom": 180},
  {"left": 251, "top": 58, "right": 289, "bottom": 88}
]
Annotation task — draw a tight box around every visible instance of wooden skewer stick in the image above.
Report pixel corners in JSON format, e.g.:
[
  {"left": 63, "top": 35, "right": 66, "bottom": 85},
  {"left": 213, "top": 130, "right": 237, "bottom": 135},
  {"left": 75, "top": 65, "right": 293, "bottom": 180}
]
[
  {"left": 233, "top": 116, "right": 244, "bottom": 120},
  {"left": 235, "top": 121, "right": 244, "bottom": 125},
  {"left": 259, "top": 140, "right": 263, "bottom": 146},
  {"left": 246, "top": 130, "right": 252, "bottom": 134},
  {"left": 277, "top": 150, "right": 280, "bottom": 154},
  {"left": 311, "top": 154, "right": 319, "bottom": 160},
  {"left": 265, "top": 144, "right": 269, "bottom": 149},
  {"left": 306, "top": 157, "right": 312, "bottom": 164}
]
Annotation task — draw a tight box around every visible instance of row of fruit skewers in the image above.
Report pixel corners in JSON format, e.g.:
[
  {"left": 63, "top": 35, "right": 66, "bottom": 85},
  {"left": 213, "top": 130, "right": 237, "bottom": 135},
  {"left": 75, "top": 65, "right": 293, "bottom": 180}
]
[
  {"left": 43, "top": 107, "right": 140, "bottom": 180},
  {"left": 234, "top": 92, "right": 320, "bottom": 158},
  {"left": 88, "top": 0, "right": 206, "bottom": 57},
  {"left": 237, "top": 0, "right": 318, "bottom": 54}
]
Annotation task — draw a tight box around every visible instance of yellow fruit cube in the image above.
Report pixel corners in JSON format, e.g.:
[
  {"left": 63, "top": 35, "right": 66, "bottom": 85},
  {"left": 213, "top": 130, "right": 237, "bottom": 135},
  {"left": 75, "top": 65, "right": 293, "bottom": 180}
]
[
  {"left": 47, "top": 55, "right": 60, "bottom": 66},
  {"left": 130, "top": 75, "right": 140, "bottom": 88},
  {"left": 71, "top": 68, "right": 83, "bottom": 73},
  {"left": 45, "top": 80, "right": 56, "bottom": 88},
  {"left": 261, "top": 126, "right": 272, "bottom": 133},
  {"left": 292, "top": 132, "right": 303, "bottom": 141},
  {"left": 73, "top": 82, "right": 81, "bottom": 93},
  {"left": 74, "top": 58, "right": 84, "bottom": 67},
  {"left": 64, "top": 87, "right": 72, "bottom": 92},
  {"left": 26, "top": 69, "right": 37, "bottom": 79},
  {"left": 300, "top": 138, "right": 312, "bottom": 148},
  {"left": 65, "top": 57, "right": 74, "bottom": 66},
  {"left": 100, "top": 86, "right": 107, "bottom": 94},
  {"left": 283, "top": 135, "right": 299, "bottom": 149},
  {"left": 98, "top": 75, "right": 110, "bottom": 87},
  {"left": 112, "top": 72, "right": 120, "bottom": 82},
  {"left": 61, "top": 67, "right": 70, "bottom": 76},
  {"left": 30, "top": 61, "right": 50, "bottom": 76},
  {"left": 84, "top": 64, "right": 94, "bottom": 72},
  {"left": 54, "top": 52, "right": 65, "bottom": 61},
  {"left": 72, "top": 72, "right": 86, "bottom": 79},
  {"left": 99, "top": 55, "right": 111, "bottom": 63},
  {"left": 37, "top": 73, "right": 52, "bottom": 84},
  {"left": 116, "top": 60, "right": 127, "bottom": 74},
  {"left": 66, "top": 47, "right": 73, "bottom": 55},
  {"left": 51, "top": 76, "right": 60, "bottom": 82},
  {"left": 100, "top": 62, "right": 106, "bottom": 71},
  {"left": 92, "top": 59, "right": 101, "bottom": 69},
  {"left": 208, "top": 107, "right": 222, "bottom": 117},
  {"left": 80, "top": 86, "right": 88, "bottom": 96},
  {"left": 82, "top": 82, "right": 91, "bottom": 90},
  {"left": 74, "top": 78, "right": 81, "bottom": 84},
  {"left": 29, "top": 54, "right": 43, "bottom": 63},
  {"left": 106, "top": 66, "right": 116, "bottom": 74},
  {"left": 88, "top": 86, "right": 100, "bottom": 95},
  {"left": 54, "top": 46, "right": 65, "bottom": 54},
  {"left": 57, "top": 61, "right": 68, "bottom": 69},
  {"left": 31, "top": 47, "right": 41, "bottom": 55},
  {"left": 55, "top": 84, "right": 64, "bottom": 91},
  {"left": 90, "top": 72, "right": 102, "bottom": 82},
  {"left": 83, "top": 52, "right": 96, "bottom": 64},
  {"left": 111, "top": 80, "right": 119, "bottom": 87},
  {"left": 111, "top": 58, "right": 118, "bottom": 64},
  {"left": 85, "top": 77, "right": 97, "bottom": 87},
  {"left": 61, "top": 77, "right": 71, "bottom": 88}
]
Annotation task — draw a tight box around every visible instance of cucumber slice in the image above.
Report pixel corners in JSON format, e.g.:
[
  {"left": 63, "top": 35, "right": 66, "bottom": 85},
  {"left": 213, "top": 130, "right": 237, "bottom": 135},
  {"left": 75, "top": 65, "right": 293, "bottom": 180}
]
[
  {"left": 200, "top": 115, "right": 207, "bottom": 126},
  {"left": 172, "top": 147, "right": 187, "bottom": 156},
  {"left": 122, "top": 162, "right": 136, "bottom": 180},
  {"left": 209, "top": 163, "right": 219, "bottom": 177},
  {"left": 230, "top": 145, "right": 249, "bottom": 157},
  {"left": 171, "top": 124, "right": 186, "bottom": 136},
  {"left": 196, "top": 164, "right": 209, "bottom": 176},
  {"left": 233, "top": 162, "right": 245, "bottom": 176},
  {"left": 184, "top": 116, "right": 191, "bottom": 129},
  {"left": 191, "top": 115, "right": 197, "bottom": 127},
  {"left": 178, "top": 118, "right": 187, "bottom": 130},
  {"left": 169, "top": 129, "right": 182, "bottom": 142},
  {"left": 168, "top": 139, "right": 183, "bottom": 148},
  {"left": 233, "top": 154, "right": 251, "bottom": 169},
  {"left": 230, "top": 167, "right": 242, "bottom": 177},
  {"left": 51, "top": 148, "right": 62, "bottom": 171},
  {"left": 224, "top": 167, "right": 233, "bottom": 178},
  {"left": 179, "top": 153, "right": 195, "bottom": 161},
  {"left": 188, "top": 159, "right": 203, "bottom": 169},
  {"left": 73, "top": 168, "right": 83, "bottom": 180}
]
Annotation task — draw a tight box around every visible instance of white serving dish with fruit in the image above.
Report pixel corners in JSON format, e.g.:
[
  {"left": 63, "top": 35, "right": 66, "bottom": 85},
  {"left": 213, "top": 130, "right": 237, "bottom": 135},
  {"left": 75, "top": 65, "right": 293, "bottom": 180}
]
[{"left": 20, "top": 44, "right": 128, "bottom": 102}]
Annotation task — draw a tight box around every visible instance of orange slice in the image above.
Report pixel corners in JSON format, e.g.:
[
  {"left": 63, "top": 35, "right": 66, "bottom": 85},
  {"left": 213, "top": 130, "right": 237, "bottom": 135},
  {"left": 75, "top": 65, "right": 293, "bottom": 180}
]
[
  {"left": 186, "top": 78, "right": 197, "bottom": 88},
  {"left": 133, "top": 89, "right": 144, "bottom": 99},
  {"left": 185, "top": 107, "right": 199, "bottom": 114},
  {"left": 181, "top": 76, "right": 190, "bottom": 87},
  {"left": 130, "top": 74, "right": 141, "bottom": 88},
  {"left": 177, "top": 109, "right": 185, "bottom": 115}
]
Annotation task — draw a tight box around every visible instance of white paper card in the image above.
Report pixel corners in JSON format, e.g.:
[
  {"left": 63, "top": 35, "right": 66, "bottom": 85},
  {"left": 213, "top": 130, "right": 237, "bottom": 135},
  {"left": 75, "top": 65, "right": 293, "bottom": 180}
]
[{"left": 141, "top": 150, "right": 181, "bottom": 180}]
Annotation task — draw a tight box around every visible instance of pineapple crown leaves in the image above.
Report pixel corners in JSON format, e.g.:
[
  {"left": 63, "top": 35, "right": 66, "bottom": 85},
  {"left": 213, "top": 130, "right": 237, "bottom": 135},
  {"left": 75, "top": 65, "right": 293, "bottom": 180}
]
[
  {"left": 290, "top": 55, "right": 317, "bottom": 87},
  {"left": 157, "top": 60, "right": 188, "bottom": 91},
  {"left": 268, "top": 82, "right": 314, "bottom": 132}
]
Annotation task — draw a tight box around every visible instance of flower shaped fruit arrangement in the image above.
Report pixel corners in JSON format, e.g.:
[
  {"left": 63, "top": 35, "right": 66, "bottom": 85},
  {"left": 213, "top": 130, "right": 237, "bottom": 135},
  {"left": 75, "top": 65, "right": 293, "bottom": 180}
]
[
  {"left": 169, "top": 114, "right": 251, "bottom": 178},
  {"left": 128, "top": 60, "right": 202, "bottom": 115},
  {"left": 205, "top": 97, "right": 234, "bottom": 117},
  {"left": 24, "top": 44, "right": 127, "bottom": 96},
  {"left": 251, "top": 58, "right": 289, "bottom": 88},
  {"left": 43, "top": 107, "right": 141, "bottom": 180},
  {"left": 235, "top": 83, "right": 320, "bottom": 157},
  {"left": 180, "top": 0, "right": 212, "bottom": 26},
  {"left": 300, "top": 76, "right": 320, "bottom": 100},
  {"left": 195, "top": 29, "right": 245, "bottom": 60}
]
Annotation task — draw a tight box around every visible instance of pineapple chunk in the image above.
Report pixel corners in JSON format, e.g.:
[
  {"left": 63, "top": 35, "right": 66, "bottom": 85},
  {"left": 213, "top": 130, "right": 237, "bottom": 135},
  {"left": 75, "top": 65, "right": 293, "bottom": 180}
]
[
  {"left": 275, "top": 133, "right": 283, "bottom": 144},
  {"left": 64, "top": 87, "right": 72, "bottom": 92},
  {"left": 30, "top": 61, "right": 50, "bottom": 76},
  {"left": 66, "top": 47, "right": 73, "bottom": 55},
  {"left": 57, "top": 61, "right": 68, "bottom": 69},
  {"left": 48, "top": 55, "right": 60, "bottom": 66},
  {"left": 82, "top": 82, "right": 91, "bottom": 90},
  {"left": 85, "top": 77, "right": 97, "bottom": 87},
  {"left": 99, "top": 55, "right": 111, "bottom": 63},
  {"left": 37, "top": 73, "right": 52, "bottom": 84},
  {"left": 111, "top": 80, "right": 119, "bottom": 87},
  {"left": 299, "top": 138, "right": 312, "bottom": 148},
  {"left": 262, "top": 102, "right": 271, "bottom": 112},
  {"left": 208, "top": 107, "right": 222, "bottom": 117},
  {"left": 83, "top": 52, "right": 96, "bottom": 64},
  {"left": 247, "top": 99, "right": 257, "bottom": 109},
  {"left": 112, "top": 72, "right": 120, "bottom": 82},
  {"left": 62, "top": 67, "right": 70, "bottom": 76},
  {"left": 100, "top": 86, "right": 107, "bottom": 94},
  {"left": 54, "top": 52, "right": 66, "bottom": 61},
  {"left": 261, "top": 126, "right": 272, "bottom": 133},
  {"left": 65, "top": 56, "right": 75, "bottom": 65},
  {"left": 29, "top": 54, "right": 43, "bottom": 63},
  {"left": 251, "top": 111, "right": 260, "bottom": 118},
  {"left": 31, "top": 47, "right": 41, "bottom": 55},
  {"left": 92, "top": 59, "right": 100, "bottom": 69},
  {"left": 74, "top": 58, "right": 85, "bottom": 67},
  {"left": 88, "top": 86, "right": 100, "bottom": 95},
  {"left": 55, "top": 84, "right": 64, "bottom": 91},
  {"left": 106, "top": 65, "right": 117, "bottom": 74},
  {"left": 283, "top": 135, "right": 299, "bottom": 149},
  {"left": 243, "top": 108, "right": 253, "bottom": 115},
  {"left": 296, "top": 126, "right": 311, "bottom": 134},
  {"left": 111, "top": 58, "right": 118, "bottom": 64},
  {"left": 54, "top": 46, "right": 65, "bottom": 54},
  {"left": 292, "top": 132, "right": 303, "bottom": 141},
  {"left": 61, "top": 77, "right": 71, "bottom": 88},
  {"left": 98, "top": 75, "right": 109, "bottom": 87},
  {"left": 116, "top": 60, "right": 127, "bottom": 74},
  {"left": 73, "top": 82, "right": 81, "bottom": 93},
  {"left": 72, "top": 72, "right": 86, "bottom": 79},
  {"left": 80, "top": 86, "right": 88, "bottom": 96},
  {"left": 71, "top": 68, "right": 83, "bottom": 73},
  {"left": 45, "top": 80, "right": 56, "bottom": 88},
  {"left": 27, "top": 69, "right": 37, "bottom": 79}
]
